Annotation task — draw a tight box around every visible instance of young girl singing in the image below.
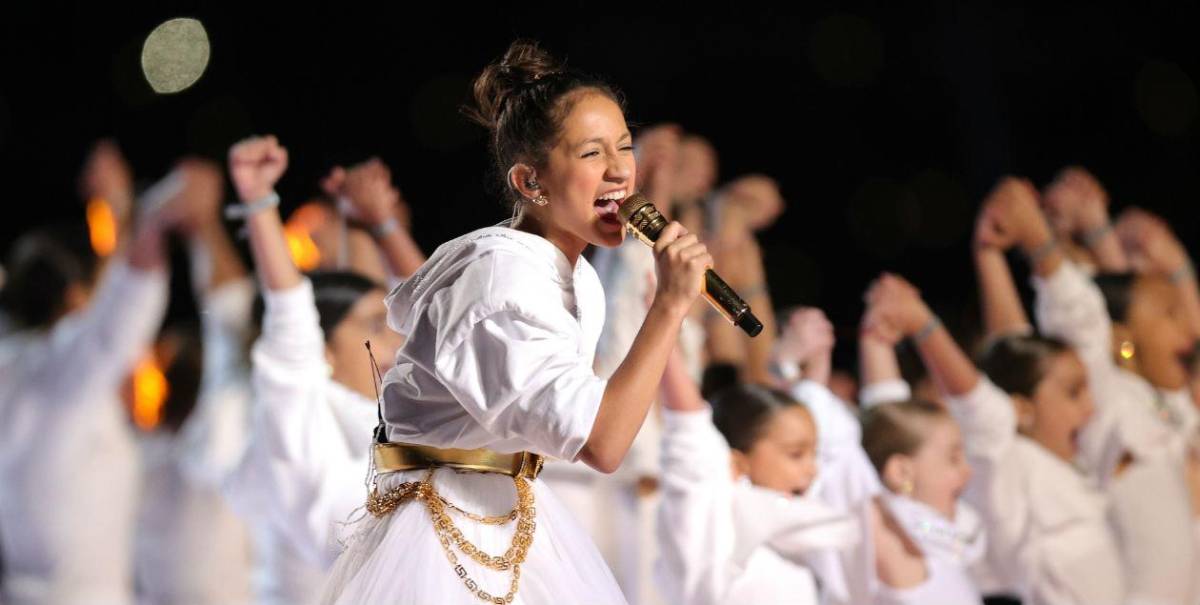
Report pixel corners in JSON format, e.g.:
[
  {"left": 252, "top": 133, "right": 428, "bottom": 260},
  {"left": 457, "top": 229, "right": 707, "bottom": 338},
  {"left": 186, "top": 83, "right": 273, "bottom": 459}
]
[{"left": 321, "top": 40, "right": 713, "bottom": 605}]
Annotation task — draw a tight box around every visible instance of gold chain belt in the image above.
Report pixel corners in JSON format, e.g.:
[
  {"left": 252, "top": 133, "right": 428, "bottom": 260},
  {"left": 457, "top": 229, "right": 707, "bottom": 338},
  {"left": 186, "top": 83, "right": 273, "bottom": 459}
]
[{"left": 366, "top": 442, "right": 543, "bottom": 604}]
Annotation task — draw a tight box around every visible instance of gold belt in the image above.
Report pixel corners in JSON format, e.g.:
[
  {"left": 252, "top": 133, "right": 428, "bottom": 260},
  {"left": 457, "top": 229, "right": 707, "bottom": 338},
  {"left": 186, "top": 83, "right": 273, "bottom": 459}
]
[{"left": 372, "top": 442, "right": 544, "bottom": 480}]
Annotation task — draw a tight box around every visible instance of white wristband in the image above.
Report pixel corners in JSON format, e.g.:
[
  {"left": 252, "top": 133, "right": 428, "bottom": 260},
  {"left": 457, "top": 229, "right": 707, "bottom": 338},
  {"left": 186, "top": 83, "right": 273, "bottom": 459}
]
[
  {"left": 774, "top": 360, "right": 801, "bottom": 383},
  {"left": 370, "top": 216, "right": 401, "bottom": 238},
  {"left": 225, "top": 191, "right": 280, "bottom": 220},
  {"left": 913, "top": 315, "right": 942, "bottom": 345}
]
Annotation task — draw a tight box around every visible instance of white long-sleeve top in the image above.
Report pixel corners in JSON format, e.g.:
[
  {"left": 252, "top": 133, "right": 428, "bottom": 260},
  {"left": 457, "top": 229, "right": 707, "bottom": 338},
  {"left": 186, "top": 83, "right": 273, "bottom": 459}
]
[
  {"left": 1033, "top": 261, "right": 1194, "bottom": 478},
  {"left": 0, "top": 260, "right": 168, "bottom": 605},
  {"left": 656, "top": 406, "right": 859, "bottom": 605},
  {"left": 792, "top": 380, "right": 882, "bottom": 512},
  {"left": 380, "top": 224, "right": 606, "bottom": 461},
  {"left": 872, "top": 494, "right": 985, "bottom": 605},
  {"left": 799, "top": 379, "right": 984, "bottom": 605},
  {"left": 180, "top": 277, "right": 257, "bottom": 487},
  {"left": 224, "top": 279, "right": 378, "bottom": 605},
  {"left": 858, "top": 379, "right": 913, "bottom": 409},
  {"left": 135, "top": 278, "right": 255, "bottom": 605},
  {"left": 1033, "top": 261, "right": 1197, "bottom": 605},
  {"left": 948, "top": 377, "right": 1125, "bottom": 605}
]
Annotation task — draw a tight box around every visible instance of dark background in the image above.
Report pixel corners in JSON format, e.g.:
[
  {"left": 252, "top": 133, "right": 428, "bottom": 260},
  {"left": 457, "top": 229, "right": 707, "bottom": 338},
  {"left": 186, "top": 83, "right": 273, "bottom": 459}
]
[{"left": 3, "top": 4, "right": 1199, "bottom": 371}]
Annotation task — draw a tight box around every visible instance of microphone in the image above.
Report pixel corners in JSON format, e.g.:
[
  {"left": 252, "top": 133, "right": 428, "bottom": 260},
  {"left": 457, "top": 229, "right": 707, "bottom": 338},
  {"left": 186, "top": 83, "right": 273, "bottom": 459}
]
[{"left": 619, "top": 194, "right": 764, "bottom": 337}]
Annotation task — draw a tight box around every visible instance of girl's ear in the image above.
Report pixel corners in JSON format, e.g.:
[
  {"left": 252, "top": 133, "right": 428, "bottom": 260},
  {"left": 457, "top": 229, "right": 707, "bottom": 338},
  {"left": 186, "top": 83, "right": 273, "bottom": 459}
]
[
  {"left": 1011, "top": 393, "right": 1037, "bottom": 435},
  {"left": 509, "top": 163, "right": 540, "bottom": 201},
  {"left": 323, "top": 346, "right": 337, "bottom": 378},
  {"left": 730, "top": 449, "right": 751, "bottom": 481},
  {"left": 882, "top": 454, "right": 915, "bottom": 495}
]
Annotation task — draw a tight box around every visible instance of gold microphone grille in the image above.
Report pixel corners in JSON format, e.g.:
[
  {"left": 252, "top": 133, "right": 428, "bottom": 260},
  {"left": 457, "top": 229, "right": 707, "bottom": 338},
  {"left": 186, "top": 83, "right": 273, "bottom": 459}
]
[
  {"left": 618, "top": 194, "right": 668, "bottom": 244},
  {"left": 617, "top": 193, "right": 652, "bottom": 223}
]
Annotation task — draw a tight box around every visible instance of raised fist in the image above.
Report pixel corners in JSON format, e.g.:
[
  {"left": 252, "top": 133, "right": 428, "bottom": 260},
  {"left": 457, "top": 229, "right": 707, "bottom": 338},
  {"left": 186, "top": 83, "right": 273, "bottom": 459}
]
[{"left": 228, "top": 135, "right": 288, "bottom": 203}]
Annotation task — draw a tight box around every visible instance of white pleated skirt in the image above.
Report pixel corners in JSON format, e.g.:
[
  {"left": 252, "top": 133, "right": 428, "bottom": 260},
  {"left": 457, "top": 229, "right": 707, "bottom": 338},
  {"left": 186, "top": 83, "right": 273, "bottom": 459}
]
[{"left": 321, "top": 467, "right": 628, "bottom": 605}]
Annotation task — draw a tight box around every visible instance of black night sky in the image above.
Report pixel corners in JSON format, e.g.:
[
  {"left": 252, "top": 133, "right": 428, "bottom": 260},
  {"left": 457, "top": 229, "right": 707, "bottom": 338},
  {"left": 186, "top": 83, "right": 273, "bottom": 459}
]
[{"left": 4, "top": 4, "right": 1200, "bottom": 370}]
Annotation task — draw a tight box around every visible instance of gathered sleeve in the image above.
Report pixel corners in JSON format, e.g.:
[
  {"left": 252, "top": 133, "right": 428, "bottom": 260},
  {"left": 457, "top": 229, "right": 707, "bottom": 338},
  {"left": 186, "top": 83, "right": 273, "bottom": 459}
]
[
  {"left": 859, "top": 378, "right": 912, "bottom": 409},
  {"left": 656, "top": 406, "right": 738, "bottom": 605},
  {"left": 946, "top": 377, "right": 1018, "bottom": 465},
  {"left": 47, "top": 258, "right": 168, "bottom": 392},
  {"left": 1031, "top": 261, "right": 1113, "bottom": 374},
  {"left": 177, "top": 277, "right": 255, "bottom": 488},
  {"left": 791, "top": 380, "right": 881, "bottom": 510},
  {"left": 945, "top": 377, "right": 1030, "bottom": 584},
  {"left": 225, "top": 279, "right": 365, "bottom": 567},
  {"left": 433, "top": 307, "right": 606, "bottom": 461}
]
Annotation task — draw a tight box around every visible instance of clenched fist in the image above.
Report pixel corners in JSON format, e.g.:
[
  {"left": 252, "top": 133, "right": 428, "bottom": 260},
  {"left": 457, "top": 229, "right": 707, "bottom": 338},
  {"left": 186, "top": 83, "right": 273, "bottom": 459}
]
[{"left": 228, "top": 135, "right": 289, "bottom": 203}]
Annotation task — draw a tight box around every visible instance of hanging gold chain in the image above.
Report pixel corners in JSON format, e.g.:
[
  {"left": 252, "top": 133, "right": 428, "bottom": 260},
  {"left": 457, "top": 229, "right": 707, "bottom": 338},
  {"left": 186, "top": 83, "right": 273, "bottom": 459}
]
[
  {"left": 366, "top": 473, "right": 516, "bottom": 526},
  {"left": 436, "top": 493, "right": 518, "bottom": 526},
  {"left": 366, "top": 467, "right": 536, "bottom": 604}
]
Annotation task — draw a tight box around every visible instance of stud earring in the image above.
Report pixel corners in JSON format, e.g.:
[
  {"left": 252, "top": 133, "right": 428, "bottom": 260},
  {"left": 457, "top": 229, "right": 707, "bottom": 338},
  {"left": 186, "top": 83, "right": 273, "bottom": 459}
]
[
  {"left": 530, "top": 193, "right": 549, "bottom": 207},
  {"left": 900, "top": 478, "right": 914, "bottom": 496},
  {"left": 1119, "top": 340, "right": 1136, "bottom": 362}
]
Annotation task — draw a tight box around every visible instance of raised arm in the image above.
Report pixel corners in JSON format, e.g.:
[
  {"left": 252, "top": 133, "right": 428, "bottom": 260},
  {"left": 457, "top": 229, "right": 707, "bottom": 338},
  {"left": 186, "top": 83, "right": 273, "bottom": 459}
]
[
  {"left": 176, "top": 158, "right": 248, "bottom": 293},
  {"left": 634, "top": 123, "right": 681, "bottom": 215},
  {"left": 228, "top": 136, "right": 299, "bottom": 292},
  {"left": 583, "top": 222, "right": 711, "bottom": 473},
  {"left": 974, "top": 179, "right": 1034, "bottom": 339},
  {"left": 858, "top": 306, "right": 911, "bottom": 407},
  {"left": 656, "top": 342, "right": 736, "bottom": 605},
  {"left": 866, "top": 274, "right": 980, "bottom": 398},
  {"left": 1116, "top": 208, "right": 1200, "bottom": 342},
  {"left": 174, "top": 158, "right": 253, "bottom": 484},
  {"left": 224, "top": 135, "right": 364, "bottom": 564},
  {"left": 78, "top": 139, "right": 135, "bottom": 262},
  {"left": 773, "top": 307, "right": 836, "bottom": 387},
  {"left": 706, "top": 179, "right": 782, "bottom": 386},
  {"left": 865, "top": 273, "right": 1024, "bottom": 470},
  {"left": 1043, "top": 167, "right": 1129, "bottom": 273},
  {"left": 660, "top": 346, "right": 707, "bottom": 414},
  {"left": 52, "top": 159, "right": 213, "bottom": 381},
  {"left": 335, "top": 158, "right": 426, "bottom": 279},
  {"left": 989, "top": 175, "right": 1120, "bottom": 376}
]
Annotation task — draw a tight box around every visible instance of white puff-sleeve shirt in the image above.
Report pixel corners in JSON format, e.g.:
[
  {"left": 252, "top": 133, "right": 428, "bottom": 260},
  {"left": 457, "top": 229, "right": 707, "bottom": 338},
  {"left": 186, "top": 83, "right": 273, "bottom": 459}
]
[{"left": 380, "top": 225, "right": 606, "bottom": 461}]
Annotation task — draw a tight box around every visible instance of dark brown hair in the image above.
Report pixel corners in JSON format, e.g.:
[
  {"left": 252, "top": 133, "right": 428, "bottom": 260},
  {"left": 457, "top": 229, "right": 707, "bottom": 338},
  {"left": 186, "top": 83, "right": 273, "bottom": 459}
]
[
  {"left": 977, "top": 333, "right": 1071, "bottom": 398},
  {"left": 250, "top": 270, "right": 381, "bottom": 344},
  {"left": 710, "top": 384, "right": 811, "bottom": 452},
  {"left": 1094, "top": 272, "right": 1137, "bottom": 324},
  {"left": 860, "top": 399, "right": 950, "bottom": 475},
  {"left": 464, "top": 40, "right": 624, "bottom": 205},
  {"left": 0, "top": 224, "right": 98, "bottom": 330}
]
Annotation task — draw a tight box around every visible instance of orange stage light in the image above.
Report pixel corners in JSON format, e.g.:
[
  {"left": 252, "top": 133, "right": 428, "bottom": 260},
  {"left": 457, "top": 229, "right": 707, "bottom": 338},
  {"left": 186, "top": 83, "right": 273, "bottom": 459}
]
[
  {"left": 131, "top": 355, "right": 168, "bottom": 431},
  {"left": 86, "top": 197, "right": 118, "bottom": 257}
]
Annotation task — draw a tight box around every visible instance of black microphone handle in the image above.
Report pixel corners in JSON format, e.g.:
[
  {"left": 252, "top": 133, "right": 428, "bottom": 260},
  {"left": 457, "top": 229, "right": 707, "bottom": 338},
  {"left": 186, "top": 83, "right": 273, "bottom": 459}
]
[{"left": 704, "top": 269, "right": 764, "bottom": 337}]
